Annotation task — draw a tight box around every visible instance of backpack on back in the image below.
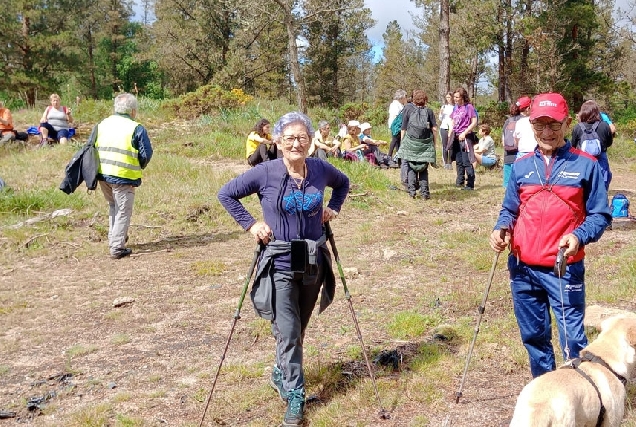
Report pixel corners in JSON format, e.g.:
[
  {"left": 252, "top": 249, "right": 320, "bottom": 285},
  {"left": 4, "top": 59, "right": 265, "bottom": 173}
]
[
  {"left": 578, "top": 121, "right": 602, "bottom": 157},
  {"left": 390, "top": 111, "right": 403, "bottom": 137},
  {"left": 406, "top": 106, "right": 430, "bottom": 139},
  {"left": 503, "top": 116, "right": 521, "bottom": 152},
  {"left": 611, "top": 194, "right": 630, "bottom": 218}
]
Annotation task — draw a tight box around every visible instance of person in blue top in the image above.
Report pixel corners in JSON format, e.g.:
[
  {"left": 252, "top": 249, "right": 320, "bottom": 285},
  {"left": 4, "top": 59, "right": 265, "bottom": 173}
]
[
  {"left": 218, "top": 112, "right": 349, "bottom": 426},
  {"left": 490, "top": 93, "right": 611, "bottom": 378},
  {"left": 92, "top": 93, "right": 153, "bottom": 259},
  {"left": 600, "top": 111, "right": 616, "bottom": 136}
]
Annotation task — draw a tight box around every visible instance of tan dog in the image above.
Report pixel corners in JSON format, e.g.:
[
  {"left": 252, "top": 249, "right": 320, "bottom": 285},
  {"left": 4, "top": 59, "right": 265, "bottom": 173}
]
[{"left": 510, "top": 315, "right": 636, "bottom": 427}]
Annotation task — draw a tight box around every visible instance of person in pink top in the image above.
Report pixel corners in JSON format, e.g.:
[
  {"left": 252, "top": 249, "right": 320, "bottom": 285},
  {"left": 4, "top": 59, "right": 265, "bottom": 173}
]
[{"left": 448, "top": 87, "right": 478, "bottom": 190}]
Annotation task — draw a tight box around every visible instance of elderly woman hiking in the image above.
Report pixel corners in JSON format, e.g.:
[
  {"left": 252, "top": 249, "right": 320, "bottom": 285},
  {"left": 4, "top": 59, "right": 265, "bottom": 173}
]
[
  {"left": 396, "top": 89, "right": 438, "bottom": 199},
  {"left": 218, "top": 112, "right": 350, "bottom": 426}
]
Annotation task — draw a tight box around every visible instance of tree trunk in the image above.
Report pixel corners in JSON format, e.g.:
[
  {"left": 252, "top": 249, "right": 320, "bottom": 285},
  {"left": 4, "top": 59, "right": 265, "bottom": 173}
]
[
  {"left": 497, "top": 2, "right": 505, "bottom": 102},
  {"left": 86, "top": 25, "right": 98, "bottom": 99},
  {"left": 520, "top": 0, "right": 531, "bottom": 92},
  {"left": 21, "top": 16, "right": 35, "bottom": 107},
  {"left": 438, "top": 0, "right": 450, "bottom": 102},
  {"left": 467, "top": 54, "right": 478, "bottom": 101},
  {"left": 275, "top": 0, "right": 307, "bottom": 113},
  {"left": 505, "top": 0, "right": 512, "bottom": 102}
]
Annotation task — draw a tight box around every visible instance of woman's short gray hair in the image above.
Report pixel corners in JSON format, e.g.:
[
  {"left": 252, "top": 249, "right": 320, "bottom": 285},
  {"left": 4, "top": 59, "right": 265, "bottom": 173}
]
[
  {"left": 394, "top": 89, "right": 407, "bottom": 100},
  {"left": 273, "top": 112, "right": 314, "bottom": 138},
  {"left": 114, "top": 93, "right": 138, "bottom": 115},
  {"left": 317, "top": 120, "right": 329, "bottom": 130}
]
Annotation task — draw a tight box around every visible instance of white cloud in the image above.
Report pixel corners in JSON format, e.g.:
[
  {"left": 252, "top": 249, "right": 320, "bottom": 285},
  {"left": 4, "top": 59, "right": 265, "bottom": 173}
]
[{"left": 365, "top": 0, "right": 419, "bottom": 45}]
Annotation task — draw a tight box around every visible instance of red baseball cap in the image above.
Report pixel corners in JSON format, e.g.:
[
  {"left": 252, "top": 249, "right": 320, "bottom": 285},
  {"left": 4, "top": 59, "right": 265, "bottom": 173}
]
[
  {"left": 529, "top": 93, "right": 569, "bottom": 122},
  {"left": 516, "top": 96, "right": 531, "bottom": 110}
]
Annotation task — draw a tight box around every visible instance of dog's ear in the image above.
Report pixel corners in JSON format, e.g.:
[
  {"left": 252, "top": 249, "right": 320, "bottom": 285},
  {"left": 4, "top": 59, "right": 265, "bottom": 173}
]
[
  {"left": 601, "top": 316, "right": 619, "bottom": 332},
  {"left": 627, "top": 322, "right": 636, "bottom": 347}
]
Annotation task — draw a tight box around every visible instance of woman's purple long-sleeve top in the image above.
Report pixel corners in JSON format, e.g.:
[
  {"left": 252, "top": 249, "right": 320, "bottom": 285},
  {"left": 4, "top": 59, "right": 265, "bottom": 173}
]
[{"left": 218, "top": 158, "right": 349, "bottom": 267}]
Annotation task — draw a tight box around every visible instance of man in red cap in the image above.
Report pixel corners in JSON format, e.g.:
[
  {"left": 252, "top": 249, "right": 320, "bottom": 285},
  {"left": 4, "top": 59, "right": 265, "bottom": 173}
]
[
  {"left": 489, "top": 92, "right": 611, "bottom": 378},
  {"left": 502, "top": 96, "right": 531, "bottom": 187},
  {"left": 512, "top": 95, "right": 536, "bottom": 159}
]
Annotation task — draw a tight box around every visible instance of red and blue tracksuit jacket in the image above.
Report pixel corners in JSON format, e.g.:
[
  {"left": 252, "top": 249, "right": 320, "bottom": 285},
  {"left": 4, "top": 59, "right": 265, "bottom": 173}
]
[{"left": 494, "top": 141, "right": 611, "bottom": 267}]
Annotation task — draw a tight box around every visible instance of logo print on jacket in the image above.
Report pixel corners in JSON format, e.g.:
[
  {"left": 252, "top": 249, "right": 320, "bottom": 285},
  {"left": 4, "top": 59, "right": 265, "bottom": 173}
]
[
  {"left": 557, "top": 171, "right": 581, "bottom": 180},
  {"left": 524, "top": 171, "right": 535, "bottom": 179},
  {"left": 283, "top": 190, "right": 323, "bottom": 216}
]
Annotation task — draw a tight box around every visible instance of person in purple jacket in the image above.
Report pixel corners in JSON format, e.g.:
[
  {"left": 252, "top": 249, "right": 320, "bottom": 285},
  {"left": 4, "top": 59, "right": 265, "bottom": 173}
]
[{"left": 218, "top": 111, "right": 349, "bottom": 426}]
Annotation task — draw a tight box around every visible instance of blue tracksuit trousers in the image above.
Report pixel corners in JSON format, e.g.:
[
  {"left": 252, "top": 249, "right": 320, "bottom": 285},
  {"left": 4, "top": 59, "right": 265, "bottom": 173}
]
[{"left": 508, "top": 255, "right": 587, "bottom": 378}]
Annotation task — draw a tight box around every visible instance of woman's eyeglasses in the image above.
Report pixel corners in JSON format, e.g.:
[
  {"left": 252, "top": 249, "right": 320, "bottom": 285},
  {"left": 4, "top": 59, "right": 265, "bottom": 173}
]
[
  {"left": 281, "top": 134, "right": 310, "bottom": 146},
  {"left": 531, "top": 121, "right": 564, "bottom": 132}
]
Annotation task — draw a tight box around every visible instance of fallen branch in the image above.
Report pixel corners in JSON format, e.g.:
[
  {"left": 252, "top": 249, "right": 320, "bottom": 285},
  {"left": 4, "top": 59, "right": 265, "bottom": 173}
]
[
  {"left": 130, "top": 248, "right": 171, "bottom": 257},
  {"left": 6, "top": 209, "right": 73, "bottom": 229},
  {"left": 130, "top": 224, "right": 163, "bottom": 229},
  {"left": 348, "top": 192, "right": 369, "bottom": 198},
  {"left": 24, "top": 233, "right": 49, "bottom": 248}
]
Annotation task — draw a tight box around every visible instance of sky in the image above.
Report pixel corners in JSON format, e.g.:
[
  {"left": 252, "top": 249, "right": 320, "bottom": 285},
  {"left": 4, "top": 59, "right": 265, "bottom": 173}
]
[
  {"left": 364, "top": 0, "right": 635, "bottom": 59},
  {"left": 365, "top": 0, "right": 419, "bottom": 46}
]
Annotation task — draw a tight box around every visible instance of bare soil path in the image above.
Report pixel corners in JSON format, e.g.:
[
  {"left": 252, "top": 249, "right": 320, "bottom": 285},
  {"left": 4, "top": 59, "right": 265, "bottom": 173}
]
[{"left": 1, "top": 163, "right": 635, "bottom": 426}]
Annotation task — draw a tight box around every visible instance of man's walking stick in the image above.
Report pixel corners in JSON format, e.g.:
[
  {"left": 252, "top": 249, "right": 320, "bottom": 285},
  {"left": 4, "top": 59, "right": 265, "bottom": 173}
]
[
  {"left": 198, "top": 243, "right": 263, "bottom": 427},
  {"left": 325, "top": 222, "right": 389, "bottom": 419},
  {"left": 455, "top": 227, "right": 507, "bottom": 403}
]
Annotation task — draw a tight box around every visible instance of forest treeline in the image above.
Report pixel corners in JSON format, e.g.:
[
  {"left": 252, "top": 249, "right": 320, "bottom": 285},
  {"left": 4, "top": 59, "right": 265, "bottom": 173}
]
[{"left": 2, "top": 0, "right": 636, "bottom": 117}]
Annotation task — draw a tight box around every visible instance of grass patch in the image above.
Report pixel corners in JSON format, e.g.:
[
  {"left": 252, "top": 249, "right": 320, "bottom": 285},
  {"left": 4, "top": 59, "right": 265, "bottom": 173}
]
[
  {"left": 66, "top": 403, "right": 111, "bottom": 427},
  {"left": 65, "top": 344, "right": 98, "bottom": 360},
  {"left": 191, "top": 260, "right": 226, "bottom": 276},
  {"left": 387, "top": 311, "right": 442, "bottom": 340},
  {"left": 111, "top": 334, "right": 131, "bottom": 346}
]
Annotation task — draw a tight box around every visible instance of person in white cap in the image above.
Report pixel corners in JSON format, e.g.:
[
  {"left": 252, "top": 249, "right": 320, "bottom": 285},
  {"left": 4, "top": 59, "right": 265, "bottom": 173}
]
[{"left": 341, "top": 120, "right": 367, "bottom": 160}]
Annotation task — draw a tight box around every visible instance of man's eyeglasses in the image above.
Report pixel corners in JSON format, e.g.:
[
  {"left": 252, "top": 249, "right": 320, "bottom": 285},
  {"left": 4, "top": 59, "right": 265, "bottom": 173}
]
[
  {"left": 531, "top": 121, "right": 564, "bottom": 132},
  {"left": 281, "top": 134, "right": 310, "bottom": 146}
]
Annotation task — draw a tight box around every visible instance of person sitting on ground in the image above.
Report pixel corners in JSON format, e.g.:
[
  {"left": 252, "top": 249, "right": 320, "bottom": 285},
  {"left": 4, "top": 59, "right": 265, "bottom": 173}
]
[
  {"left": 341, "top": 120, "right": 368, "bottom": 161},
  {"left": 473, "top": 124, "right": 497, "bottom": 169},
  {"left": 1, "top": 101, "right": 17, "bottom": 145},
  {"left": 39, "top": 93, "right": 74, "bottom": 145},
  {"left": 311, "top": 121, "right": 340, "bottom": 160},
  {"left": 0, "top": 101, "right": 29, "bottom": 146},
  {"left": 246, "top": 118, "right": 277, "bottom": 167},
  {"left": 358, "top": 122, "right": 395, "bottom": 167}
]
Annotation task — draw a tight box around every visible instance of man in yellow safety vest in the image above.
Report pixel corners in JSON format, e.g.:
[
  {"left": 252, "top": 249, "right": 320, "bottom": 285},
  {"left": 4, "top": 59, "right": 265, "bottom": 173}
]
[{"left": 93, "top": 93, "right": 153, "bottom": 259}]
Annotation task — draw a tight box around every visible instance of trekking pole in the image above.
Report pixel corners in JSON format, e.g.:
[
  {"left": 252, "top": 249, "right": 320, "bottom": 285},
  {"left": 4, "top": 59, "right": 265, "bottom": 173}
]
[
  {"left": 455, "top": 227, "right": 507, "bottom": 404},
  {"left": 325, "top": 222, "right": 390, "bottom": 420},
  {"left": 198, "top": 243, "right": 263, "bottom": 427}
]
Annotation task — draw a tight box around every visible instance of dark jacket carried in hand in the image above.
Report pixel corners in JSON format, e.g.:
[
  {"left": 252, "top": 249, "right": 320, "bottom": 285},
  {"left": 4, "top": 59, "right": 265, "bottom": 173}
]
[{"left": 59, "top": 130, "right": 99, "bottom": 194}]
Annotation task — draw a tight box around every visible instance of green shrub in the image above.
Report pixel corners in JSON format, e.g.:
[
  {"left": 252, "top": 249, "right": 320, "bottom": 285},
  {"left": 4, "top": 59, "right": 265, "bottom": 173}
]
[{"left": 164, "top": 85, "right": 254, "bottom": 120}]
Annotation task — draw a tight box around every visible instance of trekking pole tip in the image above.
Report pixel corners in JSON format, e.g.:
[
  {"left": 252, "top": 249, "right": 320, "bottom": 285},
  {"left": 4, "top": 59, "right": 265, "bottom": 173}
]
[{"left": 454, "top": 391, "right": 462, "bottom": 403}]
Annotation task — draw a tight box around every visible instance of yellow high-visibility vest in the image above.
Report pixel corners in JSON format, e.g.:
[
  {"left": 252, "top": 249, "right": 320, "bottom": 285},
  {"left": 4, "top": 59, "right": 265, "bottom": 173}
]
[{"left": 96, "top": 115, "right": 141, "bottom": 180}]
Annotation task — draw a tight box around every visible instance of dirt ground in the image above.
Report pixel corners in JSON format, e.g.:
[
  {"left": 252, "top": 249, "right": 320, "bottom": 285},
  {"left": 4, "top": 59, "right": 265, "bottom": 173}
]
[{"left": 1, "top": 163, "right": 636, "bottom": 426}]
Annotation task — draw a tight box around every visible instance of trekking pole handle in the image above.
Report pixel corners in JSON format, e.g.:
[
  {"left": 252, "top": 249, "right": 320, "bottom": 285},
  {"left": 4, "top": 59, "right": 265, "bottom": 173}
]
[{"left": 499, "top": 226, "right": 508, "bottom": 241}]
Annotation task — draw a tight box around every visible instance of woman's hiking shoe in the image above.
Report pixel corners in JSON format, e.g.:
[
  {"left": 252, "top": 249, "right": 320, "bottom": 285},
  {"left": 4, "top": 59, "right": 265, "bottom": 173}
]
[
  {"left": 269, "top": 366, "right": 288, "bottom": 401},
  {"left": 282, "top": 388, "right": 305, "bottom": 426}
]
